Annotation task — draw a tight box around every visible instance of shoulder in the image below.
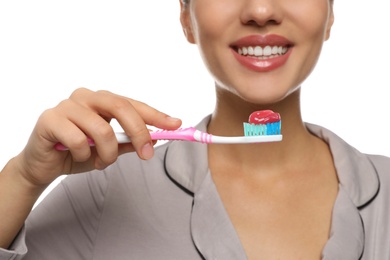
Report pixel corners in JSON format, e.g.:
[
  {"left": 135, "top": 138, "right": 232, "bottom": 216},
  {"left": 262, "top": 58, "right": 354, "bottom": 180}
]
[
  {"left": 360, "top": 153, "right": 390, "bottom": 209},
  {"left": 366, "top": 154, "right": 390, "bottom": 180}
]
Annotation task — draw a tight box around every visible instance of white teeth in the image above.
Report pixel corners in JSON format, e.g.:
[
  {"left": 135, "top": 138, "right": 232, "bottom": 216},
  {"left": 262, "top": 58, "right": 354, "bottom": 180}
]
[
  {"left": 254, "top": 46, "right": 262, "bottom": 56},
  {"left": 238, "top": 45, "right": 288, "bottom": 57},
  {"left": 248, "top": 46, "right": 254, "bottom": 55},
  {"left": 263, "top": 46, "right": 272, "bottom": 56},
  {"left": 272, "top": 46, "right": 278, "bottom": 55}
]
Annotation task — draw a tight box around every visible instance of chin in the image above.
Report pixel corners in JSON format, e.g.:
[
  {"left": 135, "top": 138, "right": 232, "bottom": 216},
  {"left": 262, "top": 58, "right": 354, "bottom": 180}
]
[
  {"left": 241, "top": 93, "right": 288, "bottom": 106},
  {"left": 222, "top": 83, "right": 300, "bottom": 106}
]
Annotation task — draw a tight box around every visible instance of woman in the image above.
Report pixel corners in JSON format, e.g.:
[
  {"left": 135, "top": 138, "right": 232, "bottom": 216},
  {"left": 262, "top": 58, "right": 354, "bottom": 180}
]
[{"left": 1, "top": 0, "right": 389, "bottom": 259}]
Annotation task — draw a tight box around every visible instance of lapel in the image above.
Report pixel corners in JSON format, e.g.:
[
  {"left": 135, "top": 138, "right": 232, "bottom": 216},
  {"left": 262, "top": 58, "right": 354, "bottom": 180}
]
[
  {"left": 306, "top": 123, "right": 380, "bottom": 259},
  {"left": 305, "top": 123, "right": 379, "bottom": 208},
  {"left": 165, "top": 116, "right": 247, "bottom": 259}
]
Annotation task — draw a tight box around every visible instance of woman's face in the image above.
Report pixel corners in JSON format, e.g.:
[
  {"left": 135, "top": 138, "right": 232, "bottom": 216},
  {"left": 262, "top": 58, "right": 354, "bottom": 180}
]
[{"left": 180, "top": 0, "right": 334, "bottom": 104}]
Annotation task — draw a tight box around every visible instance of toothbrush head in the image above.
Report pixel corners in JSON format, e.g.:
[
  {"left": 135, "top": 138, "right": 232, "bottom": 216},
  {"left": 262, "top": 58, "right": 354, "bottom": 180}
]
[{"left": 243, "top": 110, "right": 281, "bottom": 136}]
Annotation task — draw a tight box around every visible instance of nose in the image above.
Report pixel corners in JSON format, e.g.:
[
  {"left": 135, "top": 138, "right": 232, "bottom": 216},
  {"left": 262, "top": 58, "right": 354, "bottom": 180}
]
[{"left": 240, "top": 0, "right": 282, "bottom": 27}]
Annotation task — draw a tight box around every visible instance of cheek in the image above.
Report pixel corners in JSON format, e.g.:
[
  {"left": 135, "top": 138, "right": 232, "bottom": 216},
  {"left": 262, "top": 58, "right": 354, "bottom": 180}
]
[
  {"left": 190, "top": 0, "right": 236, "bottom": 43},
  {"left": 286, "top": 1, "right": 332, "bottom": 75},
  {"left": 190, "top": 3, "right": 234, "bottom": 79},
  {"left": 287, "top": 0, "right": 331, "bottom": 40}
]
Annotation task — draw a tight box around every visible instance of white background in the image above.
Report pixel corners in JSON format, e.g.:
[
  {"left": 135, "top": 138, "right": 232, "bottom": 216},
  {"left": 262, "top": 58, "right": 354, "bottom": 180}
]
[{"left": 1, "top": 1, "right": 389, "bottom": 206}]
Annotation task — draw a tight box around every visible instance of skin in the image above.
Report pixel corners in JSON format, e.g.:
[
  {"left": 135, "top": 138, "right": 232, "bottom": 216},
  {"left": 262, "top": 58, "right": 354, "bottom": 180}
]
[
  {"left": 0, "top": 89, "right": 182, "bottom": 248},
  {"left": 0, "top": 0, "right": 337, "bottom": 259},
  {"left": 180, "top": 0, "right": 337, "bottom": 259}
]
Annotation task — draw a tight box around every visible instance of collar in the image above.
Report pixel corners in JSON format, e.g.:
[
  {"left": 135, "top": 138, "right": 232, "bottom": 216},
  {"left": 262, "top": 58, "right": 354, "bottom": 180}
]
[
  {"left": 305, "top": 123, "right": 379, "bottom": 207},
  {"left": 165, "top": 118, "right": 380, "bottom": 207},
  {"left": 165, "top": 116, "right": 247, "bottom": 258},
  {"left": 164, "top": 117, "right": 379, "bottom": 259},
  {"left": 164, "top": 116, "right": 211, "bottom": 194}
]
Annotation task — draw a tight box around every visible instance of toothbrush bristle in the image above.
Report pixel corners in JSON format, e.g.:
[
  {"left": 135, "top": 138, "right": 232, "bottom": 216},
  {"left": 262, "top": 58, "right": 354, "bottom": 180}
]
[{"left": 243, "top": 121, "right": 281, "bottom": 136}]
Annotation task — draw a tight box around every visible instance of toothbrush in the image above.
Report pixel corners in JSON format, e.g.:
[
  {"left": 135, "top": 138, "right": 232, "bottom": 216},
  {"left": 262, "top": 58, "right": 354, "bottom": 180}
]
[{"left": 54, "top": 126, "right": 282, "bottom": 151}]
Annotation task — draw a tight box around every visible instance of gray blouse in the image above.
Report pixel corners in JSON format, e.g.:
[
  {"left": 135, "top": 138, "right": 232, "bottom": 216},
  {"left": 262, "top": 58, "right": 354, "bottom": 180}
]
[{"left": 1, "top": 117, "right": 390, "bottom": 259}]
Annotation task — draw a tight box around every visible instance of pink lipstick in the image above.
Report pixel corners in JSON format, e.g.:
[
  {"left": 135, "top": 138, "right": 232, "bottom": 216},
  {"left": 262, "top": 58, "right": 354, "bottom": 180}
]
[{"left": 231, "top": 34, "right": 293, "bottom": 72}]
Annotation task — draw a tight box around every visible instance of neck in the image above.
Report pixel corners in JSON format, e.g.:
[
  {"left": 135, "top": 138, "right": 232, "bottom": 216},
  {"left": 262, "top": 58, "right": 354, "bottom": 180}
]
[{"left": 207, "top": 88, "right": 326, "bottom": 176}]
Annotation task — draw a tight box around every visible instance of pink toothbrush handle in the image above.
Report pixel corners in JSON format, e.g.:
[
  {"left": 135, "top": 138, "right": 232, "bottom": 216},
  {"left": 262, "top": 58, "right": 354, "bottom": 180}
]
[
  {"left": 54, "top": 127, "right": 212, "bottom": 151},
  {"left": 150, "top": 127, "right": 213, "bottom": 143}
]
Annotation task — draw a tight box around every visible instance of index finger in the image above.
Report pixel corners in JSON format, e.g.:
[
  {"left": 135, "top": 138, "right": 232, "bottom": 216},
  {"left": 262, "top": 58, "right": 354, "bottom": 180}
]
[{"left": 76, "top": 89, "right": 182, "bottom": 159}]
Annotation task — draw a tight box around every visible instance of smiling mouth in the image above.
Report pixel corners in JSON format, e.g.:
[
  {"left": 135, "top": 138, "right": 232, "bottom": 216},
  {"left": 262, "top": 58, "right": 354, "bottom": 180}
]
[{"left": 235, "top": 45, "right": 290, "bottom": 60}]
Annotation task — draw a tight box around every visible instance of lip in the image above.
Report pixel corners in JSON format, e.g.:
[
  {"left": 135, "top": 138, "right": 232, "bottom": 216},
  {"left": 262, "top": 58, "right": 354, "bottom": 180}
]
[{"left": 230, "top": 34, "right": 293, "bottom": 72}]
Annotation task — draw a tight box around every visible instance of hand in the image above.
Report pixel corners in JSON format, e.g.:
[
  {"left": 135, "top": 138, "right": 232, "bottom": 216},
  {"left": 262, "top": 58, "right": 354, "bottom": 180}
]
[{"left": 14, "top": 87, "right": 182, "bottom": 187}]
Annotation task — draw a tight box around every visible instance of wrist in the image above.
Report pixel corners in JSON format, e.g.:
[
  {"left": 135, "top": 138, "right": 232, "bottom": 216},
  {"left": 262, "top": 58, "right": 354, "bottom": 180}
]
[
  {"left": 0, "top": 157, "right": 47, "bottom": 249},
  {"left": 2, "top": 156, "right": 48, "bottom": 197}
]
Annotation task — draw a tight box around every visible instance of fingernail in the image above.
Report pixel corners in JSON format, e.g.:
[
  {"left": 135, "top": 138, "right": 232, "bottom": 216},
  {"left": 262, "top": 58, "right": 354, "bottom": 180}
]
[{"left": 141, "top": 142, "right": 154, "bottom": 160}]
